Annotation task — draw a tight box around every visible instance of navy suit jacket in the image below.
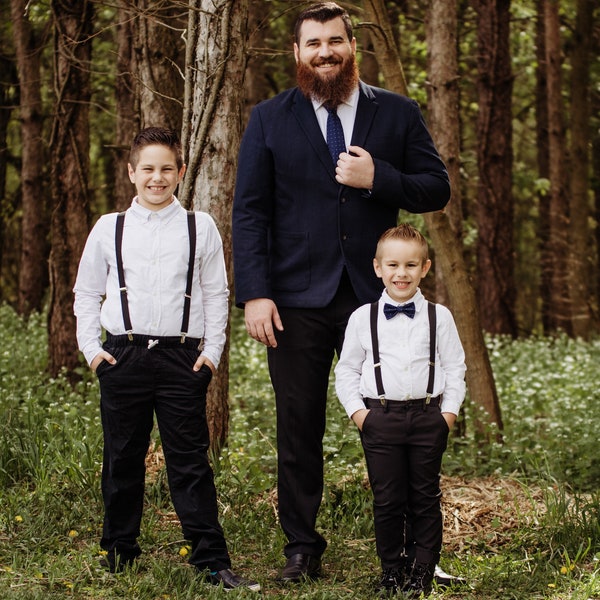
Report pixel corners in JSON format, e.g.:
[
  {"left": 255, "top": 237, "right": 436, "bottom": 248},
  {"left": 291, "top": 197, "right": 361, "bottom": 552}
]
[{"left": 233, "top": 82, "right": 450, "bottom": 308}]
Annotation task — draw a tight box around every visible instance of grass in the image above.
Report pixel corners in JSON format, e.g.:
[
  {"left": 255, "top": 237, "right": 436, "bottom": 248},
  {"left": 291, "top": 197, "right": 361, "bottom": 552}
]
[{"left": 0, "top": 303, "right": 599, "bottom": 599}]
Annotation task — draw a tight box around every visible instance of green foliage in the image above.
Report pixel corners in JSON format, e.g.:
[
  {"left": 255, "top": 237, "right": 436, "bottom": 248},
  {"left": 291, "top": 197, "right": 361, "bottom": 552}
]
[{"left": 0, "top": 304, "right": 599, "bottom": 598}]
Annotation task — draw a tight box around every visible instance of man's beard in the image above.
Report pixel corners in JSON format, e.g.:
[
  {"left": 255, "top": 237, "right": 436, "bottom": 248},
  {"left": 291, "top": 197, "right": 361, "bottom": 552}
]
[{"left": 296, "top": 54, "right": 359, "bottom": 107}]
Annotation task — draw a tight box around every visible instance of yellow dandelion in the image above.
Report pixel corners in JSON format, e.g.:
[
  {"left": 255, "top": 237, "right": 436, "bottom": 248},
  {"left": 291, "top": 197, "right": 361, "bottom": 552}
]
[
  {"left": 179, "top": 546, "right": 189, "bottom": 557},
  {"left": 548, "top": 583, "right": 556, "bottom": 588},
  {"left": 68, "top": 530, "right": 79, "bottom": 538},
  {"left": 64, "top": 581, "right": 74, "bottom": 589},
  {"left": 99, "top": 550, "right": 108, "bottom": 556},
  {"left": 14, "top": 515, "right": 23, "bottom": 523}
]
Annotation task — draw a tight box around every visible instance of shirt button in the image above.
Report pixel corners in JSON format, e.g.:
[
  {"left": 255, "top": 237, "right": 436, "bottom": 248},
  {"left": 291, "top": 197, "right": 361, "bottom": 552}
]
[{"left": 341, "top": 197, "right": 346, "bottom": 203}]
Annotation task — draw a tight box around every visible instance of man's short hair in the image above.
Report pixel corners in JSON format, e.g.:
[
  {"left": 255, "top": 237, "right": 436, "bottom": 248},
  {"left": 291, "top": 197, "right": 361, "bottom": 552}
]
[
  {"left": 129, "top": 127, "right": 184, "bottom": 170},
  {"left": 294, "top": 2, "right": 353, "bottom": 44}
]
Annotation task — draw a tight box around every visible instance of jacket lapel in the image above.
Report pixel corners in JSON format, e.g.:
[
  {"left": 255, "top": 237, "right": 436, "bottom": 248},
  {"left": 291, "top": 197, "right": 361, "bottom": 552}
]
[
  {"left": 351, "top": 82, "right": 378, "bottom": 149},
  {"left": 290, "top": 89, "right": 337, "bottom": 179}
]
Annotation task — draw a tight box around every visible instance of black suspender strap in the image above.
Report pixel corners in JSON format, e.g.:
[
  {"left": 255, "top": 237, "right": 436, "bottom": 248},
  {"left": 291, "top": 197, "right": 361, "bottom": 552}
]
[
  {"left": 369, "top": 301, "right": 386, "bottom": 409},
  {"left": 180, "top": 211, "right": 196, "bottom": 343},
  {"left": 425, "top": 301, "right": 437, "bottom": 404},
  {"left": 114, "top": 210, "right": 197, "bottom": 344},
  {"left": 115, "top": 212, "right": 133, "bottom": 340},
  {"left": 369, "top": 300, "right": 437, "bottom": 410}
]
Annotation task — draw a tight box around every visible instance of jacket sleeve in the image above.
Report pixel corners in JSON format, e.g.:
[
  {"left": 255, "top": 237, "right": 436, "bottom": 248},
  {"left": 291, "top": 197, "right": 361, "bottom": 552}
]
[
  {"left": 371, "top": 98, "right": 451, "bottom": 213},
  {"left": 232, "top": 104, "right": 275, "bottom": 306}
]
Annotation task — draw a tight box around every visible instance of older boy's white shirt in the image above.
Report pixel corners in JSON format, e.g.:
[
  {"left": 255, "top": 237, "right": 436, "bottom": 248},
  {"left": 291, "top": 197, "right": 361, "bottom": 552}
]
[
  {"left": 334, "top": 289, "right": 466, "bottom": 418},
  {"left": 73, "top": 197, "right": 229, "bottom": 368}
]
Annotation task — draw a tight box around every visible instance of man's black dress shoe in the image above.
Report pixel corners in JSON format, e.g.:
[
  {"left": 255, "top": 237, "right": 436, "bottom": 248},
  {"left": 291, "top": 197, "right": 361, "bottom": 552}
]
[{"left": 279, "top": 553, "right": 321, "bottom": 582}]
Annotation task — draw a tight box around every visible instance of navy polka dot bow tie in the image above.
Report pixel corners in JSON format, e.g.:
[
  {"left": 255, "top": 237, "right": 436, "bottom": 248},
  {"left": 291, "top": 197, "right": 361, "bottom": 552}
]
[{"left": 383, "top": 302, "right": 416, "bottom": 320}]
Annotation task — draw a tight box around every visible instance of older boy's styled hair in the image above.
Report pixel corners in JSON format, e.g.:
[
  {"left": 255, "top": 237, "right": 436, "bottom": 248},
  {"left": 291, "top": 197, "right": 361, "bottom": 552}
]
[
  {"left": 294, "top": 2, "right": 353, "bottom": 43},
  {"left": 129, "top": 127, "right": 184, "bottom": 169},
  {"left": 376, "top": 223, "right": 430, "bottom": 262}
]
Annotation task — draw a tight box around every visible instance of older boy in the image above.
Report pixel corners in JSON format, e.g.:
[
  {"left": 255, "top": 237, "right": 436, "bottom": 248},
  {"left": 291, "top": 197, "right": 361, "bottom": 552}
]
[
  {"left": 335, "top": 224, "right": 466, "bottom": 597},
  {"left": 73, "top": 127, "right": 259, "bottom": 592}
]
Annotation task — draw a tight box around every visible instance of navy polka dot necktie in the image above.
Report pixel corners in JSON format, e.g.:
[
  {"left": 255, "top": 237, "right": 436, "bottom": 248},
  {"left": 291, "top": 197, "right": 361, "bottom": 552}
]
[{"left": 326, "top": 105, "right": 346, "bottom": 164}]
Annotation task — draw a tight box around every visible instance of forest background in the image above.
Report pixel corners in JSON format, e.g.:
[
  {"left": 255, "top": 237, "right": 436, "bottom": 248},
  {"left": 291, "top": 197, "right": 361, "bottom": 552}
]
[{"left": 0, "top": 0, "right": 599, "bottom": 598}]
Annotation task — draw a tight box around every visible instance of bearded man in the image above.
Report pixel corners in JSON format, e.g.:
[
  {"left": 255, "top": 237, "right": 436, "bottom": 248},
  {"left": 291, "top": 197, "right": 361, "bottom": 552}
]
[{"left": 232, "top": 1, "right": 450, "bottom": 584}]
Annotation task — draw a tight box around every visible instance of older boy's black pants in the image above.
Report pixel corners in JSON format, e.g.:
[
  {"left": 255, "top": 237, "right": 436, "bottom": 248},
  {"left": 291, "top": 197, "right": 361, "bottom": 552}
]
[
  {"left": 360, "top": 399, "right": 450, "bottom": 569},
  {"left": 96, "top": 340, "right": 230, "bottom": 571}
]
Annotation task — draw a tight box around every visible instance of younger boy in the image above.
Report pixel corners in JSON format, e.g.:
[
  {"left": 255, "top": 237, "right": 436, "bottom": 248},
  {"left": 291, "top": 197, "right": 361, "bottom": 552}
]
[
  {"left": 335, "top": 224, "right": 466, "bottom": 597},
  {"left": 73, "top": 127, "right": 259, "bottom": 592}
]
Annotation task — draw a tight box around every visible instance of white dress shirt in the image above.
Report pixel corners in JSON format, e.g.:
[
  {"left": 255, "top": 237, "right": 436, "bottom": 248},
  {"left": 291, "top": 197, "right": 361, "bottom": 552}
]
[
  {"left": 312, "top": 87, "right": 360, "bottom": 150},
  {"left": 335, "top": 289, "right": 466, "bottom": 418},
  {"left": 73, "top": 197, "right": 229, "bottom": 368}
]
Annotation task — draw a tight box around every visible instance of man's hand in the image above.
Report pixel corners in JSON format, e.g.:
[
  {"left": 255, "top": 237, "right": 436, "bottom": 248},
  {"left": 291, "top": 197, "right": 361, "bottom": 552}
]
[
  {"left": 351, "top": 408, "right": 370, "bottom": 431},
  {"left": 335, "top": 145, "right": 374, "bottom": 190},
  {"left": 90, "top": 350, "right": 116, "bottom": 373},
  {"left": 244, "top": 298, "right": 284, "bottom": 348}
]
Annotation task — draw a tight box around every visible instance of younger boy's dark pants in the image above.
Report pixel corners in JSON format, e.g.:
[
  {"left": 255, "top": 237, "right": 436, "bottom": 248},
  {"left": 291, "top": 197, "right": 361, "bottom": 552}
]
[
  {"left": 96, "top": 337, "right": 230, "bottom": 572},
  {"left": 360, "top": 398, "right": 450, "bottom": 569}
]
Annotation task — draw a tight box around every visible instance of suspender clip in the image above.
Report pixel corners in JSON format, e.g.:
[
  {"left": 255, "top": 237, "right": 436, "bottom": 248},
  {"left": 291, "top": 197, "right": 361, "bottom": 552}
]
[
  {"left": 379, "top": 395, "right": 388, "bottom": 412},
  {"left": 126, "top": 330, "right": 133, "bottom": 341},
  {"left": 180, "top": 333, "right": 187, "bottom": 343}
]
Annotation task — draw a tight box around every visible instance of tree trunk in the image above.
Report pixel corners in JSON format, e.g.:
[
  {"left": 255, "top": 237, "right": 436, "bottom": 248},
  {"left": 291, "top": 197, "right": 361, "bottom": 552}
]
[
  {"left": 181, "top": 0, "right": 248, "bottom": 451},
  {"left": 424, "top": 0, "right": 462, "bottom": 309},
  {"left": 535, "top": 0, "right": 552, "bottom": 334},
  {"left": 11, "top": 0, "right": 49, "bottom": 316},
  {"left": 544, "top": 0, "right": 572, "bottom": 334},
  {"left": 48, "top": 0, "right": 93, "bottom": 376},
  {"left": 132, "top": 0, "right": 185, "bottom": 131},
  {"left": 363, "top": 0, "right": 503, "bottom": 437},
  {"left": 472, "top": 0, "right": 516, "bottom": 336},
  {"left": 567, "top": 0, "right": 594, "bottom": 337},
  {"left": 0, "top": 56, "right": 18, "bottom": 304},
  {"left": 112, "top": 1, "right": 140, "bottom": 212}
]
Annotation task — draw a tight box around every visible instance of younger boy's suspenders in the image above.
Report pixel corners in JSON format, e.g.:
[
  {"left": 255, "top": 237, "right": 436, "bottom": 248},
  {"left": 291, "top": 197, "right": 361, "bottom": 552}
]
[
  {"left": 369, "top": 300, "right": 437, "bottom": 411},
  {"left": 115, "top": 210, "right": 197, "bottom": 342}
]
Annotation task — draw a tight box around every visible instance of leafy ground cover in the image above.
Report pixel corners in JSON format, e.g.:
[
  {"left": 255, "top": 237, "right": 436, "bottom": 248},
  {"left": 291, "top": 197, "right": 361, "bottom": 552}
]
[{"left": 0, "top": 304, "right": 598, "bottom": 599}]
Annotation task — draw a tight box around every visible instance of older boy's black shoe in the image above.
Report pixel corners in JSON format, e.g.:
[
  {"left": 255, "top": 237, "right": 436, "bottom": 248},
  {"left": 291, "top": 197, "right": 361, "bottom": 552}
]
[
  {"left": 376, "top": 567, "right": 406, "bottom": 596},
  {"left": 278, "top": 553, "right": 321, "bottom": 582},
  {"left": 404, "top": 561, "right": 435, "bottom": 597},
  {"left": 206, "top": 568, "right": 261, "bottom": 592}
]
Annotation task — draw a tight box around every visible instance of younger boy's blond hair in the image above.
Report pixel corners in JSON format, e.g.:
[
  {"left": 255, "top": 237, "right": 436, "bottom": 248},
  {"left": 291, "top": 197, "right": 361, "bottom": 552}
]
[{"left": 375, "top": 224, "right": 429, "bottom": 263}]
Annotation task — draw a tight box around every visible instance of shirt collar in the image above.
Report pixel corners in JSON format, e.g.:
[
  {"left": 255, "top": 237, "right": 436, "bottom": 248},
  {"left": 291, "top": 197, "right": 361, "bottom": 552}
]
[
  {"left": 381, "top": 288, "right": 425, "bottom": 311},
  {"left": 311, "top": 85, "right": 360, "bottom": 112},
  {"left": 129, "top": 196, "right": 182, "bottom": 221}
]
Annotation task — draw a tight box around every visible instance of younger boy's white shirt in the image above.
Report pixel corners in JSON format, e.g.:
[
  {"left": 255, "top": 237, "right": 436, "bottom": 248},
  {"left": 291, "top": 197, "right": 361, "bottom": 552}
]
[
  {"left": 73, "top": 197, "right": 229, "bottom": 368},
  {"left": 335, "top": 289, "right": 466, "bottom": 418}
]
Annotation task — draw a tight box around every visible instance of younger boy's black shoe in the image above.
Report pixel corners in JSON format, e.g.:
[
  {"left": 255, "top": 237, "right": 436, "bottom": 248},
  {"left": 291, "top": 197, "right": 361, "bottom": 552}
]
[
  {"left": 376, "top": 567, "right": 406, "bottom": 596},
  {"left": 433, "top": 564, "right": 466, "bottom": 588},
  {"left": 404, "top": 561, "right": 435, "bottom": 597},
  {"left": 206, "top": 568, "right": 261, "bottom": 592}
]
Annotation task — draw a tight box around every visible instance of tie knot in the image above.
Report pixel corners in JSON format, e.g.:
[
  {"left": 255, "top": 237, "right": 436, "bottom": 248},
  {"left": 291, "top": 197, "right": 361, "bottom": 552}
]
[{"left": 383, "top": 302, "right": 416, "bottom": 320}]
